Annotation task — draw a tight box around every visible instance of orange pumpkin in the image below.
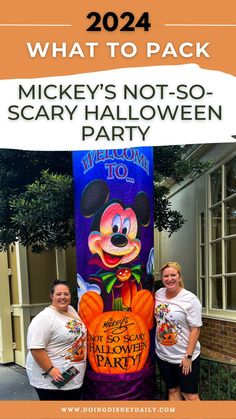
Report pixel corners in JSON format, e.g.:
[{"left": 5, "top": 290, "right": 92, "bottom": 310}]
[
  {"left": 116, "top": 267, "right": 132, "bottom": 282},
  {"left": 79, "top": 291, "right": 104, "bottom": 328},
  {"left": 120, "top": 280, "right": 138, "bottom": 308},
  {"left": 87, "top": 310, "right": 150, "bottom": 374},
  {"left": 158, "top": 323, "right": 178, "bottom": 346},
  {"left": 131, "top": 289, "right": 154, "bottom": 330},
  {"left": 160, "top": 331, "right": 177, "bottom": 346}
]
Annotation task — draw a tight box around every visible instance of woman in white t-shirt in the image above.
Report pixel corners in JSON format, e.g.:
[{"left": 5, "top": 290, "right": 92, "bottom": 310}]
[
  {"left": 155, "top": 262, "right": 202, "bottom": 401},
  {"left": 26, "top": 280, "right": 87, "bottom": 400}
]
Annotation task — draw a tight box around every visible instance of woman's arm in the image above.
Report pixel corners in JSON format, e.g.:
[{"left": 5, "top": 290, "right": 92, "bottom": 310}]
[
  {"left": 180, "top": 327, "right": 201, "bottom": 375},
  {"left": 31, "top": 348, "right": 63, "bottom": 381},
  {"left": 186, "top": 327, "right": 200, "bottom": 356}
]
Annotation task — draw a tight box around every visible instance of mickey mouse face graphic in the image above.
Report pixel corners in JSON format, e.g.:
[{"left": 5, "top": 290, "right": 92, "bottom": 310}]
[
  {"left": 88, "top": 202, "right": 140, "bottom": 268},
  {"left": 80, "top": 180, "right": 150, "bottom": 269}
]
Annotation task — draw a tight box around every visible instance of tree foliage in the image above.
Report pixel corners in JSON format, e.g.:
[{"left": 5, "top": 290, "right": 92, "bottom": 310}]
[
  {"left": 0, "top": 146, "right": 211, "bottom": 252},
  {"left": 10, "top": 170, "right": 74, "bottom": 253},
  {"left": 0, "top": 149, "right": 72, "bottom": 252},
  {"left": 153, "top": 145, "right": 211, "bottom": 236}
]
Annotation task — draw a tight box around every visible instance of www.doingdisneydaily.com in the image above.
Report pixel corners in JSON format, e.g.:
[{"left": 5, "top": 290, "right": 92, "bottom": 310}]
[{"left": 60, "top": 406, "right": 176, "bottom": 414}]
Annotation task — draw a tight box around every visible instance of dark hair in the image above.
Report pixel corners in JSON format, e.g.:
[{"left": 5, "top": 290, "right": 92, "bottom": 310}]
[{"left": 50, "top": 279, "right": 71, "bottom": 295}]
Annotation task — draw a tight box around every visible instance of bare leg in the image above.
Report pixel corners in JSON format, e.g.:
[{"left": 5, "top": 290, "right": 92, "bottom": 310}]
[
  {"left": 182, "top": 393, "right": 200, "bottom": 401},
  {"left": 168, "top": 386, "right": 183, "bottom": 400}
]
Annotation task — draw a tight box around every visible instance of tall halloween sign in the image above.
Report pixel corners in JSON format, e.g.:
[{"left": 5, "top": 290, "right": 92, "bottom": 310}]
[{"left": 72, "top": 147, "right": 155, "bottom": 400}]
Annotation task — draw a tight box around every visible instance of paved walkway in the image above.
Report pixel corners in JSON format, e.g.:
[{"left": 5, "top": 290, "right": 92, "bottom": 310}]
[{"left": 0, "top": 363, "right": 38, "bottom": 400}]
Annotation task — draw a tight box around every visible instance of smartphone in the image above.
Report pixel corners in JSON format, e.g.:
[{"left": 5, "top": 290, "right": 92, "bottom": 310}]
[{"left": 51, "top": 366, "right": 79, "bottom": 389}]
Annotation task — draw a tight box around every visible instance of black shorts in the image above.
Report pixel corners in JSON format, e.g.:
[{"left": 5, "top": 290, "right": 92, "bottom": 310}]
[
  {"left": 34, "top": 386, "right": 83, "bottom": 400},
  {"left": 156, "top": 355, "right": 200, "bottom": 394}
]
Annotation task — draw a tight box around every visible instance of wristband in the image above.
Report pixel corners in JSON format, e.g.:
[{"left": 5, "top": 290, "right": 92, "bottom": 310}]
[
  {"left": 185, "top": 354, "right": 192, "bottom": 359},
  {"left": 42, "top": 365, "right": 54, "bottom": 378}
]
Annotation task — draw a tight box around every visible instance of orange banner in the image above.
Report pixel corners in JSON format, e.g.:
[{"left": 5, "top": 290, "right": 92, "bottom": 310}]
[
  {"left": 0, "top": 0, "right": 235, "bottom": 79},
  {"left": 0, "top": 401, "right": 235, "bottom": 419}
]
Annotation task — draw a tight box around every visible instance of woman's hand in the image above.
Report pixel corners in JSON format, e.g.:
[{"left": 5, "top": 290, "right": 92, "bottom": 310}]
[
  {"left": 180, "top": 357, "right": 192, "bottom": 375},
  {"left": 48, "top": 367, "right": 63, "bottom": 382},
  {"left": 30, "top": 349, "right": 63, "bottom": 381}
]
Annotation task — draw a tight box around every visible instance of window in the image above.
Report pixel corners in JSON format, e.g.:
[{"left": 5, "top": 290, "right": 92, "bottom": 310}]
[
  {"left": 208, "top": 157, "right": 236, "bottom": 312},
  {"left": 199, "top": 212, "right": 206, "bottom": 308}
]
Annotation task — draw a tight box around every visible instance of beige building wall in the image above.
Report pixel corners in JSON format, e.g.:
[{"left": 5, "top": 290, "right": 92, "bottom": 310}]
[
  {"left": 27, "top": 248, "right": 57, "bottom": 304},
  {"left": 8, "top": 245, "right": 19, "bottom": 305},
  {"left": 0, "top": 251, "right": 14, "bottom": 363},
  {"left": 157, "top": 180, "right": 198, "bottom": 293},
  {"left": 0, "top": 244, "right": 77, "bottom": 367}
]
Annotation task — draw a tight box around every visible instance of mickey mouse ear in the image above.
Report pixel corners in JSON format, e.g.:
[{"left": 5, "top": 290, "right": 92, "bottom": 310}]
[
  {"left": 80, "top": 180, "right": 109, "bottom": 217},
  {"left": 134, "top": 192, "right": 150, "bottom": 226}
]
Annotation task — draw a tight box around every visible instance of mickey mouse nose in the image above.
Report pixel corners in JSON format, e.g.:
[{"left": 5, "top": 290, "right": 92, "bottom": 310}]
[{"left": 111, "top": 234, "right": 128, "bottom": 247}]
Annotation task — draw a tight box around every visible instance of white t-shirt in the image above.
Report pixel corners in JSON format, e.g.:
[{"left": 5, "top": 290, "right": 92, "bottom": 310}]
[
  {"left": 26, "top": 305, "right": 87, "bottom": 390},
  {"left": 155, "top": 288, "right": 202, "bottom": 364}
]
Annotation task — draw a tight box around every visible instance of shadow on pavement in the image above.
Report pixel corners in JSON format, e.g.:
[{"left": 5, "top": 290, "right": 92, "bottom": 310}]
[{"left": 0, "top": 363, "right": 38, "bottom": 400}]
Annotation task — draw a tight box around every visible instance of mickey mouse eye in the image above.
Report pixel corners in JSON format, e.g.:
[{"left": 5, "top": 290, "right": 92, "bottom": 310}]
[
  {"left": 122, "top": 218, "right": 131, "bottom": 235},
  {"left": 112, "top": 214, "right": 121, "bottom": 233}
]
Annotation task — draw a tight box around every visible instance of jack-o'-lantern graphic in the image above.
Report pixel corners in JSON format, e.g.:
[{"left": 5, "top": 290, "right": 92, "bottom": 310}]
[
  {"left": 157, "top": 322, "right": 178, "bottom": 346},
  {"left": 116, "top": 268, "right": 132, "bottom": 282},
  {"left": 79, "top": 290, "right": 154, "bottom": 374}
]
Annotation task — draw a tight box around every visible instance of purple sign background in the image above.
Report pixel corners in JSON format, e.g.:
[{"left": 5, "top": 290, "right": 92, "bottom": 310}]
[{"left": 72, "top": 147, "right": 156, "bottom": 400}]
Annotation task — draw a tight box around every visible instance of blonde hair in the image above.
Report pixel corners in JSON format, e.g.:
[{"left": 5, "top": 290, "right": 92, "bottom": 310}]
[{"left": 159, "top": 261, "right": 184, "bottom": 288}]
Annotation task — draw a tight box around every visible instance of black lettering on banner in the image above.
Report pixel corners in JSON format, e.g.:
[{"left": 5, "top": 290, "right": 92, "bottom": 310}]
[{"left": 86, "top": 12, "right": 151, "bottom": 32}]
